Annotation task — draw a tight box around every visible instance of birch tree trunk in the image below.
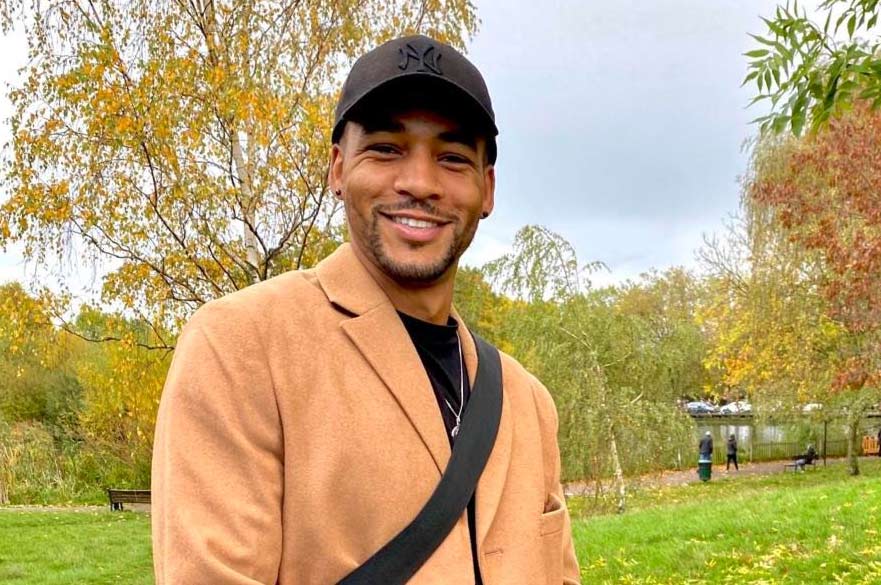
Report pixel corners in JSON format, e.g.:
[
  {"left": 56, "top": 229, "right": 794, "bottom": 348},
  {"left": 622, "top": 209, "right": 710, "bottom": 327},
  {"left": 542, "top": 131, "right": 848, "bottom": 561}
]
[{"left": 609, "top": 425, "right": 627, "bottom": 514}]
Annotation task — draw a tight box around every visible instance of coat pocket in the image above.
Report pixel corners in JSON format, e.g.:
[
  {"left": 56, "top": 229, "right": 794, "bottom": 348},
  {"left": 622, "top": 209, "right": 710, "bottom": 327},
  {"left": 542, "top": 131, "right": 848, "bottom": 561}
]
[{"left": 539, "top": 493, "right": 565, "bottom": 584}]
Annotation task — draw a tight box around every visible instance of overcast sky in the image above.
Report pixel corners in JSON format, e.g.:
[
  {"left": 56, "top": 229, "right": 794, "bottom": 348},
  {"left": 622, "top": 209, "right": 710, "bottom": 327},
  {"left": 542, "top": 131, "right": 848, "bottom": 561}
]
[
  {"left": 0, "top": 0, "right": 781, "bottom": 289},
  {"left": 460, "top": 0, "right": 777, "bottom": 286}
]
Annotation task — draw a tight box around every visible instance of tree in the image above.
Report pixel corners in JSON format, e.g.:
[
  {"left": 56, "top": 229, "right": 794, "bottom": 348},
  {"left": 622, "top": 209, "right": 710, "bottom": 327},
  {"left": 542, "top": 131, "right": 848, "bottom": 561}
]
[
  {"left": 0, "top": 283, "right": 82, "bottom": 428},
  {"left": 453, "top": 267, "right": 505, "bottom": 340},
  {"left": 482, "top": 226, "right": 695, "bottom": 514},
  {"left": 0, "top": 283, "right": 170, "bottom": 495},
  {"left": 745, "top": 1, "right": 881, "bottom": 474},
  {"left": 615, "top": 267, "right": 710, "bottom": 402},
  {"left": 550, "top": 288, "right": 696, "bottom": 513},
  {"left": 699, "top": 203, "right": 844, "bottom": 416},
  {"left": 0, "top": 0, "right": 478, "bottom": 339},
  {"left": 482, "top": 225, "right": 590, "bottom": 304},
  {"left": 64, "top": 307, "right": 171, "bottom": 484},
  {"left": 746, "top": 0, "right": 881, "bottom": 135},
  {"left": 748, "top": 109, "right": 881, "bottom": 474},
  {"left": 0, "top": 283, "right": 84, "bottom": 502}
]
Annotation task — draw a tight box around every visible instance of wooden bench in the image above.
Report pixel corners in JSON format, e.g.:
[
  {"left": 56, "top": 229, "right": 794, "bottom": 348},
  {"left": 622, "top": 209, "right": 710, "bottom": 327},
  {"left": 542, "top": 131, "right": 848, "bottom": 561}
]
[
  {"left": 107, "top": 489, "right": 151, "bottom": 511},
  {"left": 862, "top": 436, "right": 880, "bottom": 456},
  {"left": 784, "top": 458, "right": 817, "bottom": 472}
]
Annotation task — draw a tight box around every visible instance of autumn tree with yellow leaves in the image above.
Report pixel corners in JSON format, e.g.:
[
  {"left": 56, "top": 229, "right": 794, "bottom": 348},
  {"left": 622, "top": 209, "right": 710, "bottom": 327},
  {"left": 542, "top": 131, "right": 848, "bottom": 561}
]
[
  {"left": 0, "top": 283, "right": 173, "bottom": 502},
  {"left": 0, "top": 0, "right": 479, "bottom": 342},
  {"left": 0, "top": 1, "right": 480, "bottom": 500},
  {"left": 699, "top": 202, "right": 844, "bottom": 412}
]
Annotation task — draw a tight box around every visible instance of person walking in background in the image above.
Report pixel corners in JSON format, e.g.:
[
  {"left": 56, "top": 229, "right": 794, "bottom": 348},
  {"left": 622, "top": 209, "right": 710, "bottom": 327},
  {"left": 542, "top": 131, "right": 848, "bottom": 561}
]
[
  {"left": 726, "top": 433, "right": 739, "bottom": 471},
  {"left": 699, "top": 431, "right": 714, "bottom": 460}
]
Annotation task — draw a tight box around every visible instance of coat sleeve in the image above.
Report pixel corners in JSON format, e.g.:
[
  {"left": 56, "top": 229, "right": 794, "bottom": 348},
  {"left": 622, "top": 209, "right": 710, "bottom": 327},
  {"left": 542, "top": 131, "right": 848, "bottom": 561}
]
[
  {"left": 531, "top": 378, "right": 582, "bottom": 585},
  {"left": 152, "top": 301, "right": 284, "bottom": 584}
]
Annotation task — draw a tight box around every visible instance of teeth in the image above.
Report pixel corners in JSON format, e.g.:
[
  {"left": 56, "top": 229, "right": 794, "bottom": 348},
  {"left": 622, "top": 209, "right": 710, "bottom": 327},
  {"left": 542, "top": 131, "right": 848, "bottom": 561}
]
[{"left": 393, "top": 217, "right": 438, "bottom": 229}]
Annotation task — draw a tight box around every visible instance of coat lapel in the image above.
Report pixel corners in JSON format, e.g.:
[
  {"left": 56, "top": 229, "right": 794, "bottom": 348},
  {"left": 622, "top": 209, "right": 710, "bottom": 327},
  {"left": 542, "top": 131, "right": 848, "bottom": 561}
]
[
  {"left": 341, "top": 306, "right": 451, "bottom": 474},
  {"left": 317, "top": 245, "right": 451, "bottom": 475}
]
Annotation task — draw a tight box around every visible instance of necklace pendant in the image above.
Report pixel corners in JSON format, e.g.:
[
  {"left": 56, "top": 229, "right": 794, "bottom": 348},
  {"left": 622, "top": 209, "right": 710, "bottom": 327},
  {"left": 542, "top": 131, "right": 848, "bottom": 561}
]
[{"left": 451, "top": 424, "right": 460, "bottom": 438}]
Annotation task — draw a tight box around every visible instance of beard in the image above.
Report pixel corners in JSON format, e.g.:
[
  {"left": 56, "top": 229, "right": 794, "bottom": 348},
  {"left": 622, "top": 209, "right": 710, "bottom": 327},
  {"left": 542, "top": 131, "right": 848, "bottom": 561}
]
[{"left": 363, "top": 202, "right": 479, "bottom": 284}]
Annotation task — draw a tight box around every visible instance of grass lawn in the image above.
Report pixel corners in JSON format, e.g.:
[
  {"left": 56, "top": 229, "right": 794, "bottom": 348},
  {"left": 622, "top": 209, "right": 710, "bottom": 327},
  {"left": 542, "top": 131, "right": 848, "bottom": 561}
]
[
  {"left": 0, "top": 509, "right": 152, "bottom": 585},
  {"left": 0, "top": 459, "right": 878, "bottom": 584},
  {"left": 572, "top": 458, "right": 881, "bottom": 584}
]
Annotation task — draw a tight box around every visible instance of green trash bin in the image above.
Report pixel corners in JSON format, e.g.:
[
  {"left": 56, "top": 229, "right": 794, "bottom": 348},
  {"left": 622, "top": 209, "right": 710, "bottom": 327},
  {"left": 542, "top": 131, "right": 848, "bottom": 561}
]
[{"left": 698, "top": 458, "right": 712, "bottom": 482}]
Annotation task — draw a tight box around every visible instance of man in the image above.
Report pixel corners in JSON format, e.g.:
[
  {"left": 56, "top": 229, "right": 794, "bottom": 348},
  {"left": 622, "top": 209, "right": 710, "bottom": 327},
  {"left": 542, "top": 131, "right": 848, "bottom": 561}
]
[
  {"left": 152, "top": 34, "right": 581, "bottom": 584},
  {"left": 725, "top": 433, "right": 738, "bottom": 471},
  {"left": 793, "top": 444, "right": 818, "bottom": 471},
  {"left": 699, "top": 431, "right": 713, "bottom": 460}
]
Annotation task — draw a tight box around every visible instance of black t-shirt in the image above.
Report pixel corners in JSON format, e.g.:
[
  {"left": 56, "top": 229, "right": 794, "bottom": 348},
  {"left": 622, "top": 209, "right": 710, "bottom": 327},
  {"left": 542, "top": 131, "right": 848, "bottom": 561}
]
[
  {"left": 398, "top": 311, "right": 470, "bottom": 441},
  {"left": 398, "top": 311, "right": 482, "bottom": 584}
]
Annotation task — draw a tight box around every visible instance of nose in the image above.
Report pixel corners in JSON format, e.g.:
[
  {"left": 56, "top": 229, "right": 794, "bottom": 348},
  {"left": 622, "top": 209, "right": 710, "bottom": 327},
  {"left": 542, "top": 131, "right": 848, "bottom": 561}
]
[{"left": 393, "top": 146, "right": 441, "bottom": 201}]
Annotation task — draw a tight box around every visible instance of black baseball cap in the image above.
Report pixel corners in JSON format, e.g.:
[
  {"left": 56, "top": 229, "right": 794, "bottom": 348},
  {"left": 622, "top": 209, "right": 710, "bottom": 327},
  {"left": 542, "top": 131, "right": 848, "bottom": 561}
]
[{"left": 332, "top": 35, "right": 498, "bottom": 162}]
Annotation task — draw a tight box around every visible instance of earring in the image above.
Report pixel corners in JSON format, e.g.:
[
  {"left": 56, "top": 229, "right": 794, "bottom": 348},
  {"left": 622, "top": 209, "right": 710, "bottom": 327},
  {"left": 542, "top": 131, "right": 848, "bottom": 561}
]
[{"left": 334, "top": 189, "right": 342, "bottom": 197}]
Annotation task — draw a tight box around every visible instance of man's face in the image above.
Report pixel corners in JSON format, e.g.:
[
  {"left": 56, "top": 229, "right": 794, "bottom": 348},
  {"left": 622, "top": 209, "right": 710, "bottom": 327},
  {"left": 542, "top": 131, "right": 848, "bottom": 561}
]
[{"left": 329, "top": 108, "right": 495, "bottom": 285}]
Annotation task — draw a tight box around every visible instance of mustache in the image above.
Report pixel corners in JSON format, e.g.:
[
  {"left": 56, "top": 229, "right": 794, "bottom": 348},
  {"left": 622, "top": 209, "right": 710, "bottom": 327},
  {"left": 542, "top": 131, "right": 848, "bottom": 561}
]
[{"left": 373, "top": 201, "right": 458, "bottom": 223}]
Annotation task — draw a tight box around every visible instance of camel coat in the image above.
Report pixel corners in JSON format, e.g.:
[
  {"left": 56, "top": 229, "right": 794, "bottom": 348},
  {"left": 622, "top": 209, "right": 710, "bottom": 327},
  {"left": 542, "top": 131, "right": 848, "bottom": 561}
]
[{"left": 151, "top": 243, "right": 581, "bottom": 584}]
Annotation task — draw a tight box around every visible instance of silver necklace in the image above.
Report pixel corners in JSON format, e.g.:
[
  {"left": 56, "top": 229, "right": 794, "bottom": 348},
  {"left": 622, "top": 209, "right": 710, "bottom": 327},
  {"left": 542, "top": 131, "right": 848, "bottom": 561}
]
[{"left": 442, "top": 332, "right": 465, "bottom": 438}]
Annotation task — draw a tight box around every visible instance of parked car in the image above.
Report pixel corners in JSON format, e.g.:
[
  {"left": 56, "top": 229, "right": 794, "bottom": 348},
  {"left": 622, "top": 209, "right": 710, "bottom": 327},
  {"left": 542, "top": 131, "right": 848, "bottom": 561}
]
[
  {"left": 720, "top": 400, "right": 752, "bottom": 415},
  {"left": 686, "top": 401, "right": 718, "bottom": 415},
  {"left": 802, "top": 402, "right": 823, "bottom": 413}
]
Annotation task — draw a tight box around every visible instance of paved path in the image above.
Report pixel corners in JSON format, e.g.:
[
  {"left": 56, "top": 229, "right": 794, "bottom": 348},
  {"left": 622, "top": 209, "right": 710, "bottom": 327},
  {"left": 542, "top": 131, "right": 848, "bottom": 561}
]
[
  {"left": 564, "top": 456, "right": 868, "bottom": 496},
  {"left": 638, "top": 458, "right": 833, "bottom": 487}
]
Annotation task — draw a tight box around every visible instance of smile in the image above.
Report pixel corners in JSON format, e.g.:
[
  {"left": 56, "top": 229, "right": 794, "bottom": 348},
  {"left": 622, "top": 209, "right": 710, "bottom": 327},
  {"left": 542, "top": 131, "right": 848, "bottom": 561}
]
[{"left": 392, "top": 216, "right": 442, "bottom": 229}]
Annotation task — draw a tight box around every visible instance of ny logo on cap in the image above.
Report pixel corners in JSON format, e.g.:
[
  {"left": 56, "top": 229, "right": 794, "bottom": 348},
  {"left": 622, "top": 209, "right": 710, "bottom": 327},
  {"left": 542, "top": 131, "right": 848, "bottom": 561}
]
[{"left": 398, "top": 43, "right": 443, "bottom": 75}]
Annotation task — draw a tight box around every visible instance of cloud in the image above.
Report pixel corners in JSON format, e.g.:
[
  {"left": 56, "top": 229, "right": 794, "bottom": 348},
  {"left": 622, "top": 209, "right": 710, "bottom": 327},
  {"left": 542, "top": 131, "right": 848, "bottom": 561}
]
[{"left": 464, "top": 0, "right": 770, "bottom": 282}]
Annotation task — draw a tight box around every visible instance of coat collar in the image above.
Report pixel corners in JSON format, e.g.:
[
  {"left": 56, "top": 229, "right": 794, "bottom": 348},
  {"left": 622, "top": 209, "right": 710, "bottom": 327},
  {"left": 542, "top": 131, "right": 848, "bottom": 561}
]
[
  {"left": 315, "top": 244, "right": 513, "bottom": 541},
  {"left": 314, "top": 243, "right": 391, "bottom": 317}
]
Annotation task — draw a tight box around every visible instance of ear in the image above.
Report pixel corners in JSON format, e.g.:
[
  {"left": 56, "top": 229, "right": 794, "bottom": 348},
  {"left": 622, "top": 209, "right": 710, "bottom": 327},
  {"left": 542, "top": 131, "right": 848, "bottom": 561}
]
[
  {"left": 481, "top": 164, "right": 495, "bottom": 219},
  {"left": 328, "top": 143, "right": 344, "bottom": 197}
]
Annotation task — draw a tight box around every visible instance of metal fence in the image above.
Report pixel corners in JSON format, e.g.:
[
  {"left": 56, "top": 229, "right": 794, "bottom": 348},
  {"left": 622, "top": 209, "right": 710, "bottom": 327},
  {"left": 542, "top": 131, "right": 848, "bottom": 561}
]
[{"left": 707, "top": 438, "right": 850, "bottom": 465}]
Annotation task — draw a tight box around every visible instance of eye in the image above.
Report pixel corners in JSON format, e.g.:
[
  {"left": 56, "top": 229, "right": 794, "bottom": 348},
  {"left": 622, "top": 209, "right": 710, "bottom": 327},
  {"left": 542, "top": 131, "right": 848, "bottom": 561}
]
[
  {"left": 439, "top": 152, "right": 475, "bottom": 166},
  {"left": 365, "top": 143, "right": 400, "bottom": 155}
]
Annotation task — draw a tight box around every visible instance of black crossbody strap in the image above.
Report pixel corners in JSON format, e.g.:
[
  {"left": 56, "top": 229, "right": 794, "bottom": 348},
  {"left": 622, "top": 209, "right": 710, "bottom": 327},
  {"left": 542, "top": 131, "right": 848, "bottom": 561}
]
[{"left": 338, "top": 332, "right": 503, "bottom": 585}]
